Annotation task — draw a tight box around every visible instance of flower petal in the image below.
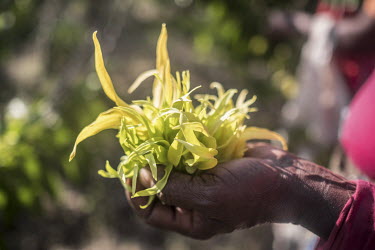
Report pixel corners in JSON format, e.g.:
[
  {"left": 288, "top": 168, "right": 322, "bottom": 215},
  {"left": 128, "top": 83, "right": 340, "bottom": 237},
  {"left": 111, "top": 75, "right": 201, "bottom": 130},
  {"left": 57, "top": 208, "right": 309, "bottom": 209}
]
[
  {"left": 93, "top": 31, "right": 128, "bottom": 107},
  {"left": 98, "top": 161, "right": 119, "bottom": 178},
  {"left": 139, "top": 195, "right": 155, "bottom": 209},
  {"left": 128, "top": 69, "right": 158, "bottom": 94},
  {"left": 241, "top": 127, "right": 288, "bottom": 150},
  {"left": 167, "top": 131, "right": 184, "bottom": 166},
  {"left": 156, "top": 24, "right": 169, "bottom": 71},
  {"left": 152, "top": 24, "right": 169, "bottom": 107},
  {"left": 196, "top": 158, "right": 218, "bottom": 170},
  {"left": 176, "top": 139, "right": 218, "bottom": 159},
  {"left": 145, "top": 153, "right": 158, "bottom": 181},
  {"left": 69, "top": 108, "right": 124, "bottom": 161},
  {"left": 132, "top": 164, "right": 173, "bottom": 197}
]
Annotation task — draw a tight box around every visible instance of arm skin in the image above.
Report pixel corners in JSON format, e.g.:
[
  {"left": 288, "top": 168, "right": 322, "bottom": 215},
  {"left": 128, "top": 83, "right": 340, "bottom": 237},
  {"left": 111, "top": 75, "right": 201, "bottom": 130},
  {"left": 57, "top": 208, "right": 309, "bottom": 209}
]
[{"left": 126, "top": 143, "right": 356, "bottom": 240}]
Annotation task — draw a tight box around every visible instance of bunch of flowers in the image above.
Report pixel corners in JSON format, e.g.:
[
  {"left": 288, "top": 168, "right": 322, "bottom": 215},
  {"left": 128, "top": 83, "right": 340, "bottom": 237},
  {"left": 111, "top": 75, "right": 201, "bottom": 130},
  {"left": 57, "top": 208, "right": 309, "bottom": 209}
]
[{"left": 69, "top": 24, "right": 287, "bottom": 208}]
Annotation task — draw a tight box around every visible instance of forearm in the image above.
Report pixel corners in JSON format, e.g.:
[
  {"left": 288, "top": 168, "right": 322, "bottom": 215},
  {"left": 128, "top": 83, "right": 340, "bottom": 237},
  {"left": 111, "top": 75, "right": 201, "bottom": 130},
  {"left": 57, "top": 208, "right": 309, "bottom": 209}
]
[
  {"left": 285, "top": 160, "right": 356, "bottom": 239},
  {"left": 244, "top": 143, "right": 356, "bottom": 238}
]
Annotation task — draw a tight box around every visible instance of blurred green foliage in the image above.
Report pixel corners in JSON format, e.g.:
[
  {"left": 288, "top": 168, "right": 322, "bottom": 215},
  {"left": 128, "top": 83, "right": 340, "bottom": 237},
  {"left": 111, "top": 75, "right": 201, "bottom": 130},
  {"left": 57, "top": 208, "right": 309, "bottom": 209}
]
[{"left": 0, "top": 0, "right": 310, "bottom": 248}]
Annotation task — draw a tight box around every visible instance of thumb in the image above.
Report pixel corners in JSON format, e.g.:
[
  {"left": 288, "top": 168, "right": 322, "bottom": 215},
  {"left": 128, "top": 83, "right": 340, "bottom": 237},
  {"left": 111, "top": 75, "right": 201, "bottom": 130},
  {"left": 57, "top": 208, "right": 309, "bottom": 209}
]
[{"left": 138, "top": 167, "right": 155, "bottom": 188}]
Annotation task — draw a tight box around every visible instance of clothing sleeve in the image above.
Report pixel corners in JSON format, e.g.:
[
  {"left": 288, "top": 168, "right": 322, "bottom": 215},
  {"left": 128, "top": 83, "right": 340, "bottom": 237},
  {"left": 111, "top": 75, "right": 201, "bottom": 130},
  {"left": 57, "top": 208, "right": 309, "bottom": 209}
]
[{"left": 316, "top": 180, "right": 375, "bottom": 250}]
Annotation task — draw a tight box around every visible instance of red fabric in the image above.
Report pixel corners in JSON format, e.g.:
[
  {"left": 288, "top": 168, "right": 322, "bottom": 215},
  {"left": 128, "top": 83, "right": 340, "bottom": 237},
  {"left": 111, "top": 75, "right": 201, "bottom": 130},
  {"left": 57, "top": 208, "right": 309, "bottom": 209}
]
[
  {"left": 335, "top": 54, "right": 375, "bottom": 94},
  {"left": 341, "top": 71, "right": 375, "bottom": 179},
  {"left": 316, "top": 180, "right": 375, "bottom": 249},
  {"left": 316, "top": 2, "right": 356, "bottom": 19}
]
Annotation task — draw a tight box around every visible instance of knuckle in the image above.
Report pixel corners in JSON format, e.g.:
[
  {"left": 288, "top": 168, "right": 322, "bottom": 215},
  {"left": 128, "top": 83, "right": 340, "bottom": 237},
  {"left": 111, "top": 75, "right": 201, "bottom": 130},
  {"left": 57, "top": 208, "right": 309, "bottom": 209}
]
[{"left": 193, "top": 185, "right": 219, "bottom": 209}]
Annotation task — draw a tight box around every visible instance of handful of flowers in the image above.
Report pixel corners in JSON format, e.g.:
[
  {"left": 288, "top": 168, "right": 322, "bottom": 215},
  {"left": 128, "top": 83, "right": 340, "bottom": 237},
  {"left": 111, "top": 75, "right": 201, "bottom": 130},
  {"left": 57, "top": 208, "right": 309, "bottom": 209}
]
[{"left": 69, "top": 24, "right": 287, "bottom": 208}]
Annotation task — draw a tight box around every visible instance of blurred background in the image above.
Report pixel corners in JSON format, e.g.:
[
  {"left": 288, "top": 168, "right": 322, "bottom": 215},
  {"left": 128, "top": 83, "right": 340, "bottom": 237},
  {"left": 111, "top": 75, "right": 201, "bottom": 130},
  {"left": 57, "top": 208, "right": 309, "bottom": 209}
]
[{"left": 0, "top": 0, "right": 334, "bottom": 249}]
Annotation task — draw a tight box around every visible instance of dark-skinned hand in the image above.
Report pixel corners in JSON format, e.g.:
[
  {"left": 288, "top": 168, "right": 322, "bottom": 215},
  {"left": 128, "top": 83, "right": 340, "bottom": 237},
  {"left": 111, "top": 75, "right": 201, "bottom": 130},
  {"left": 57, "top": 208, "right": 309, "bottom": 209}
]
[{"left": 126, "top": 143, "right": 356, "bottom": 240}]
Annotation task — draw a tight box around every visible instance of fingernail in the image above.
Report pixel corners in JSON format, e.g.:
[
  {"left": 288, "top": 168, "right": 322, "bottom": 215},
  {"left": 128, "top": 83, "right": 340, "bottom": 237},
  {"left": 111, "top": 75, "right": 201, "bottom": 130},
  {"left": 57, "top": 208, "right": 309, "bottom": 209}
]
[{"left": 176, "top": 207, "right": 189, "bottom": 214}]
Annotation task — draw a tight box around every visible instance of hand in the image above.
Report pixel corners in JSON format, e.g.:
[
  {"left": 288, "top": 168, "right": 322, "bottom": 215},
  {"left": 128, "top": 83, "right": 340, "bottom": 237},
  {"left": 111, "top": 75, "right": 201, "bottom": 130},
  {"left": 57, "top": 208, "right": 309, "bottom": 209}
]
[
  {"left": 127, "top": 143, "right": 291, "bottom": 239},
  {"left": 126, "top": 143, "right": 356, "bottom": 240}
]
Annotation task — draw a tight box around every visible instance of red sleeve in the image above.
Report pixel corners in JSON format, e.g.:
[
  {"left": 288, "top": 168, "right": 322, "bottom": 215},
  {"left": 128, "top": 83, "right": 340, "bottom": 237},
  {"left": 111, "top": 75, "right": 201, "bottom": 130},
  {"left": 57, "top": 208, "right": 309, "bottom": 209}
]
[{"left": 316, "top": 180, "right": 375, "bottom": 250}]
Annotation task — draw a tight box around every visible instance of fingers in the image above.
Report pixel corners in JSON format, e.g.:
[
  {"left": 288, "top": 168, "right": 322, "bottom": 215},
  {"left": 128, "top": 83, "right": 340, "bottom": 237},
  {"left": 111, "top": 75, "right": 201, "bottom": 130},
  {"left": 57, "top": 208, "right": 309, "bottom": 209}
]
[
  {"left": 125, "top": 177, "right": 153, "bottom": 219},
  {"left": 126, "top": 184, "right": 192, "bottom": 234},
  {"left": 142, "top": 200, "right": 214, "bottom": 239},
  {"left": 155, "top": 169, "right": 209, "bottom": 210},
  {"left": 126, "top": 167, "right": 195, "bottom": 226},
  {"left": 126, "top": 172, "right": 211, "bottom": 239},
  {"left": 146, "top": 202, "right": 194, "bottom": 235},
  {"left": 138, "top": 166, "right": 209, "bottom": 211},
  {"left": 138, "top": 167, "right": 155, "bottom": 189}
]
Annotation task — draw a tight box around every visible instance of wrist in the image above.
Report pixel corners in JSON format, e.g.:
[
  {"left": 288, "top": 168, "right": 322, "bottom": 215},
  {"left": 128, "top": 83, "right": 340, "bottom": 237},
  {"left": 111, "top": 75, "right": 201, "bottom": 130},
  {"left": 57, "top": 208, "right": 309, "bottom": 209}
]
[{"left": 287, "top": 159, "right": 356, "bottom": 239}]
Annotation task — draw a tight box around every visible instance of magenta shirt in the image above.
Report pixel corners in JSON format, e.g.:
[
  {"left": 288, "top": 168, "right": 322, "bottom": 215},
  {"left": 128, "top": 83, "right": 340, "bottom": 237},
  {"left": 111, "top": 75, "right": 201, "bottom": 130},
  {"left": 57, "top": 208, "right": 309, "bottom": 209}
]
[
  {"left": 316, "top": 180, "right": 375, "bottom": 249},
  {"left": 341, "top": 70, "right": 375, "bottom": 178}
]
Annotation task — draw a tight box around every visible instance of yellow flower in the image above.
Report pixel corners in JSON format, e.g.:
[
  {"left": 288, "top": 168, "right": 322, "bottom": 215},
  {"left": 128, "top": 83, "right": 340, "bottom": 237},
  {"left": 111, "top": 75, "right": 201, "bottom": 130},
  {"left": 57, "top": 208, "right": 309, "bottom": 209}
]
[{"left": 70, "top": 24, "right": 287, "bottom": 207}]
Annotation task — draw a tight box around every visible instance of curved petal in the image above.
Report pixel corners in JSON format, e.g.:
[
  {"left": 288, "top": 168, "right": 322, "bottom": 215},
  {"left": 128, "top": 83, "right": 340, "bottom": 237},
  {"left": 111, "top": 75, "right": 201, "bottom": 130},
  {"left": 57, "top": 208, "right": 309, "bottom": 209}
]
[
  {"left": 69, "top": 108, "right": 124, "bottom": 161},
  {"left": 196, "top": 158, "right": 218, "bottom": 170},
  {"left": 210, "top": 82, "right": 225, "bottom": 97},
  {"left": 156, "top": 24, "right": 169, "bottom": 71},
  {"left": 93, "top": 31, "right": 128, "bottom": 107},
  {"left": 153, "top": 24, "right": 171, "bottom": 107},
  {"left": 139, "top": 195, "right": 155, "bottom": 209},
  {"left": 128, "top": 69, "right": 158, "bottom": 94},
  {"left": 167, "top": 131, "right": 184, "bottom": 166},
  {"left": 235, "top": 89, "right": 248, "bottom": 107},
  {"left": 176, "top": 139, "right": 218, "bottom": 158},
  {"left": 241, "top": 127, "right": 288, "bottom": 150},
  {"left": 132, "top": 164, "right": 173, "bottom": 198}
]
